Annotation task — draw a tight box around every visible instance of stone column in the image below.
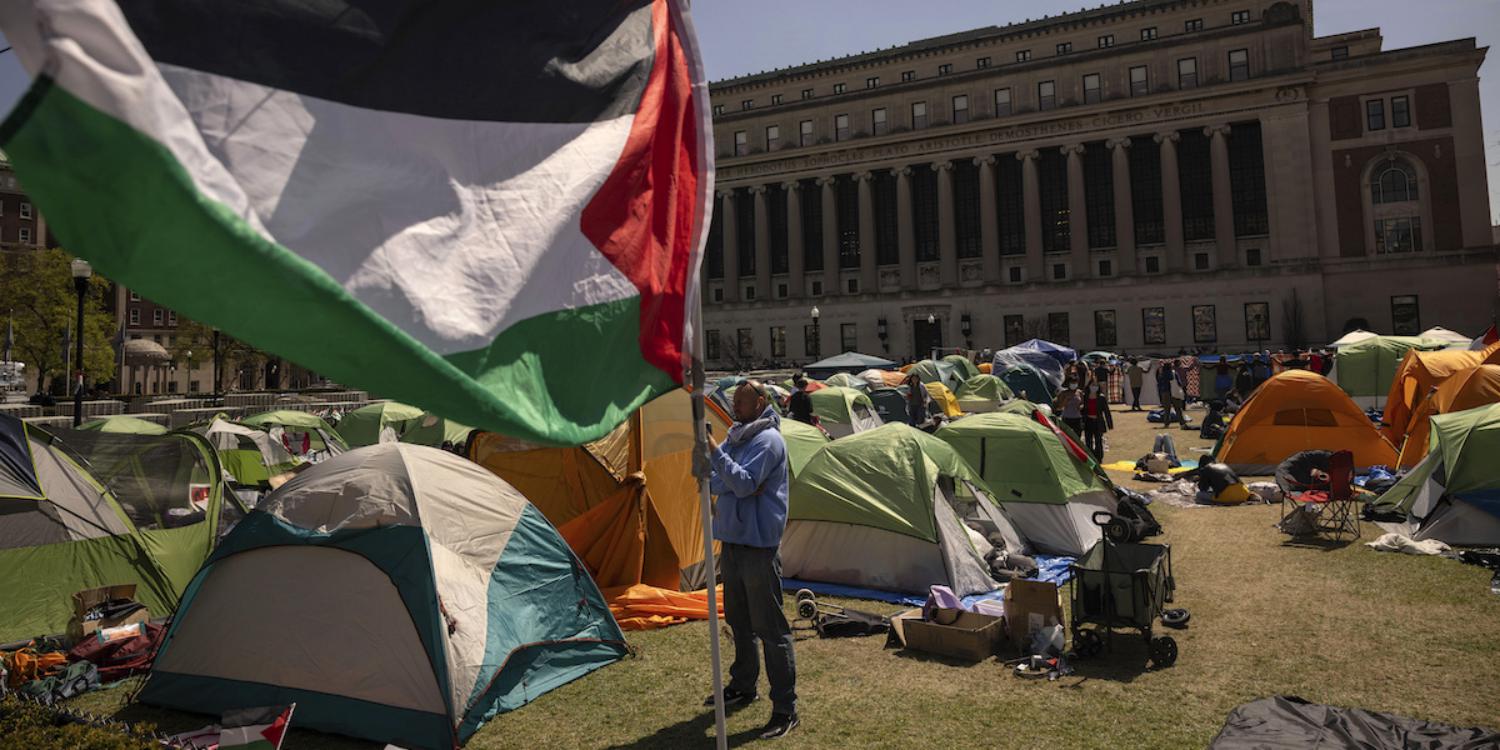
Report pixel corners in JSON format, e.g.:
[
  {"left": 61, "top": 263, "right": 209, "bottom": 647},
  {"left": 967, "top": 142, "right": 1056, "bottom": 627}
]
[
  {"left": 784, "top": 181, "right": 805, "bottom": 298},
  {"left": 1154, "top": 131, "right": 1184, "bottom": 271},
  {"left": 751, "top": 185, "right": 772, "bottom": 299},
  {"left": 719, "top": 189, "right": 740, "bottom": 302},
  {"left": 1063, "top": 143, "right": 1090, "bottom": 279},
  {"left": 1107, "top": 138, "right": 1137, "bottom": 274},
  {"left": 894, "top": 166, "right": 917, "bottom": 290},
  {"left": 856, "top": 171, "right": 878, "bottom": 294},
  {"left": 819, "top": 176, "right": 839, "bottom": 293},
  {"left": 975, "top": 155, "right": 1002, "bottom": 284},
  {"left": 934, "top": 160, "right": 958, "bottom": 287},
  {"left": 1205, "top": 124, "right": 1236, "bottom": 268},
  {"left": 1017, "top": 150, "right": 1044, "bottom": 281}
]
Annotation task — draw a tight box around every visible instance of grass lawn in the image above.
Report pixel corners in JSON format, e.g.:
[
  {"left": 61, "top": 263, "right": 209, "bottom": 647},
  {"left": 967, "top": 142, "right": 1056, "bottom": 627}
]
[{"left": 64, "top": 408, "right": 1500, "bottom": 749}]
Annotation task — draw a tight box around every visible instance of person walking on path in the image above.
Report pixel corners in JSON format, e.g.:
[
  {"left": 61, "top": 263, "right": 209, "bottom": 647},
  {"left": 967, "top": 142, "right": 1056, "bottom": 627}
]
[
  {"left": 1126, "top": 358, "right": 1145, "bottom": 411},
  {"left": 1082, "top": 377, "right": 1113, "bottom": 460},
  {"left": 1155, "top": 360, "right": 1176, "bottom": 427},
  {"left": 1056, "top": 374, "right": 1087, "bottom": 437},
  {"left": 706, "top": 381, "right": 799, "bottom": 739}
]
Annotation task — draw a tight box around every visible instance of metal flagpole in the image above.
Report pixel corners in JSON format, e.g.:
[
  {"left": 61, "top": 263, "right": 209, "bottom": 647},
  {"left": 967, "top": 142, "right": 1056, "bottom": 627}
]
[{"left": 689, "top": 298, "right": 728, "bottom": 750}]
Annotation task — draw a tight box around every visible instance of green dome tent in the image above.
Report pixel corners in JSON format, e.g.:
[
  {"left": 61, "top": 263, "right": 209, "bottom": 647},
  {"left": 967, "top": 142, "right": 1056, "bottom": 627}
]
[
  {"left": 784, "top": 423, "right": 1029, "bottom": 596},
  {"left": 140, "top": 444, "right": 628, "bottom": 750},
  {"left": 780, "top": 419, "right": 830, "bottom": 479},
  {"left": 241, "top": 409, "right": 349, "bottom": 456},
  {"left": 1333, "top": 336, "right": 1439, "bottom": 409},
  {"left": 823, "top": 372, "right": 867, "bottom": 391},
  {"left": 955, "top": 374, "right": 1014, "bottom": 413},
  {"left": 188, "top": 417, "right": 302, "bottom": 489},
  {"left": 808, "top": 386, "right": 883, "bottom": 439},
  {"left": 337, "top": 401, "right": 426, "bottom": 447},
  {"left": 399, "top": 412, "right": 476, "bottom": 452},
  {"left": 935, "top": 413, "right": 1117, "bottom": 556},
  {"left": 942, "top": 354, "right": 981, "bottom": 381},
  {"left": 1369, "top": 403, "right": 1500, "bottom": 546},
  {"left": 910, "top": 359, "right": 966, "bottom": 392},
  {"left": 866, "top": 386, "right": 912, "bottom": 425},
  {"left": 78, "top": 415, "right": 169, "bottom": 435}
]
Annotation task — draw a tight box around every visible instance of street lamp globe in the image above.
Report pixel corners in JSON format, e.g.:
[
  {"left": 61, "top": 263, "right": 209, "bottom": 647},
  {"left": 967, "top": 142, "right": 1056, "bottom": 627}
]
[
  {"left": 810, "top": 306, "right": 820, "bottom": 321},
  {"left": 926, "top": 313, "right": 936, "bottom": 325},
  {"left": 70, "top": 258, "right": 92, "bottom": 280}
]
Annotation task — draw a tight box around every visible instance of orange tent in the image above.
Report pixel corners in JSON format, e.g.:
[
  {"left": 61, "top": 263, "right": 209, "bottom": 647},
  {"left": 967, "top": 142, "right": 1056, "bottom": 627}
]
[
  {"left": 1214, "top": 370, "right": 1397, "bottom": 473},
  {"left": 979, "top": 362, "right": 993, "bottom": 375},
  {"left": 469, "top": 389, "right": 731, "bottom": 614},
  {"left": 1381, "top": 342, "right": 1500, "bottom": 443},
  {"left": 1396, "top": 364, "right": 1500, "bottom": 467}
]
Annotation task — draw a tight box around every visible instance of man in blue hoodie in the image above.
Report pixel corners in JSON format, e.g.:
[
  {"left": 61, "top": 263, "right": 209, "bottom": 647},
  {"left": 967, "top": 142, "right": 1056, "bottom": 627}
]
[{"left": 705, "top": 380, "right": 797, "bottom": 739}]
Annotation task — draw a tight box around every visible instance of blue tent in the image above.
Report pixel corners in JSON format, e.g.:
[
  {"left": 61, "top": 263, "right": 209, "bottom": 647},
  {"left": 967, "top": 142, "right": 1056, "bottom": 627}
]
[
  {"left": 1015, "top": 339, "right": 1078, "bottom": 365},
  {"left": 999, "top": 364, "right": 1055, "bottom": 404},
  {"left": 994, "top": 342, "right": 1073, "bottom": 389},
  {"left": 804, "top": 351, "right": 897, "bottom": 379}
]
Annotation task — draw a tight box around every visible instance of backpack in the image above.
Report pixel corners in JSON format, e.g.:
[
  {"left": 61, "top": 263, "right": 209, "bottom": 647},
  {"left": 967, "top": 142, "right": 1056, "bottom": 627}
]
[{"left": 1112, "top": 490, "right": 1163, "bottom": 542}]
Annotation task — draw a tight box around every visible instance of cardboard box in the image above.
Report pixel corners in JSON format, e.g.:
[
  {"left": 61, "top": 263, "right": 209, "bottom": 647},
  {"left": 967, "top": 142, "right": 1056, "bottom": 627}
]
[
  {"left": 68, "top": 585, "right": 150, "bottom": 643},
  {"left": 1005, "top": 579, "right": 1064, "bottom": 649},
  {"left": 898, "top": 608, "right": 1007, "bottom": 662}
]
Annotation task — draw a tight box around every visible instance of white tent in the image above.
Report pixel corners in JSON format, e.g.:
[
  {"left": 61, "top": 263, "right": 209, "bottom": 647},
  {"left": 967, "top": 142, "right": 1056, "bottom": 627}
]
[
  {"left": 1329, "top": 329, "right": 1380, "bottom": 348},
  {"left": 1420, "top": 326, "right": 1472, "bottom": 347}
]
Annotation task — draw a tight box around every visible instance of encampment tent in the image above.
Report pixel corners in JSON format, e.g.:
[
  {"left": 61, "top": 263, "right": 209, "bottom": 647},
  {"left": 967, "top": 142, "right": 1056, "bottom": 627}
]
[
  {"left": 78, "top": 415, "right": 168, "bottom": 435},
  {"left": 935, "top": 413, "right": 1117, "bottom": 556},
  {"left": 955, "top": 374, "right": 1014, "bottom": 413},
  {"left": 995, "top": 340, "right": 1075, "bottom": 390},
  {"left": 781, "top": 419, "right": 830, "bottom": 479},
  {"left": 784, "top": 423, "right": 1029, "bottom": 596},
  {"left": 998, "top": 364, "right": 1055, "bottom": 404},
  {"left": 823, "top": 372, "right": 867, "bottom": 391},
  {"left": 399, "top": 413, "right": 476, "bottom": 453},
  {"left": 1328, "top": 329, "right": 1379, "bottom": 348},
  {"left": 866, "top": 387, "right": 911, "bottom": 425},
  {"left": 924, "top": 382, "right": 963, "bottom": 418},
  {"left": 1213, "top": 370, "right": 1396, "bottom": 474},
  {"left": 809, "top": 386, "right": 884, "bottom": 438},
  {"left": 1370, "top": 403, "right": 1500, "bottom": 546},
  {"left": 942, "top": 354, "right": 981, "bottom": 380},
  {"left": 857, "top": 368, "right": 905, "bottom": 390},
  {"left": 804, "top": 352, "right": 897, "bottom": 379},
  {"left": 337, "top": 401, "right": 426, "bottom": 447},
  {"left": 0, "top": 416, "right": 232, "bottom": 642},
  {"left": 1395, "top": 364, "right": 1500, "bottom": 468},
  {"left": 910, "top": 359, "right": 966, "bottom": 392},
  {"left": 190, "top": 418, "right": 301, "bottom": 489},
  {"left": 241, "top": 409, "right": 348, "bottom": 457},
  {"left": 468, "top": 388, "right": 729, "bottom": 592},
  {"left": 1420, "top": 326, "right": 1472, "bottom": 347},
  {"left": 139, "top": 444, "right": 627, "bottom": 750},
  {"left": 1333, "top": 336, "right": 1435, "bottom": 409},
  {"left": 1380, "top": 343, "right": 1500, "bottom": 443}
]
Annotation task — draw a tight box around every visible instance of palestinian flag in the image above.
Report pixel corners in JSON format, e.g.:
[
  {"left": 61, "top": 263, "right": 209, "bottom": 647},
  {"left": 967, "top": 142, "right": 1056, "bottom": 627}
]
[
  {"left": 0, "top": 0, "right": 712, "bottom": 445},
  {"left": 219, "top": 704, "right": 295, "bottom": 750}
]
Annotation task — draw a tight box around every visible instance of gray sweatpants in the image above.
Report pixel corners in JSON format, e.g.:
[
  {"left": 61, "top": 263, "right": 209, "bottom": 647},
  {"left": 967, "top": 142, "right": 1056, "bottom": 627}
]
[{"left": 722, "top": 542, "right": 797, "bottom": 715}]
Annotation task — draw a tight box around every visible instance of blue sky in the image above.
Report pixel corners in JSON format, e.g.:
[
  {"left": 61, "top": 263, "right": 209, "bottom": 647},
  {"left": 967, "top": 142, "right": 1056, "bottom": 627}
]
[{"left": 1, "top": 0, "right": 1496, "bottom": 221}]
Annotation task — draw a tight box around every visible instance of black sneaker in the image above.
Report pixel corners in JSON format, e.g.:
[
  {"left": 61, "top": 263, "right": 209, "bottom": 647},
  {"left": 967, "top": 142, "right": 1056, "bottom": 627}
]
[
  {"left": 760, "top": 712, "right": 799, "bottom": 740},
  {"left": 703, "top": 687, "right": 757, "bottom": 708}
]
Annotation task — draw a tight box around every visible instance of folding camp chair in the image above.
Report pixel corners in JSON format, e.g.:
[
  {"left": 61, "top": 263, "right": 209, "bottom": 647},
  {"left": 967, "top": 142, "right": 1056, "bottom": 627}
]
[{"left": 1278, "top": 450, "right": 1359, "bottom": 542}]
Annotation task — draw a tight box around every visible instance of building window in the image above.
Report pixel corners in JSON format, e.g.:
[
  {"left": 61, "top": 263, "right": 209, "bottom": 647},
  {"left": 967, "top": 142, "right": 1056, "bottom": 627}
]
[
  {"left": 1098, "top": 34, "right": 1115, "bottom": 49},
  {"left": 954, "top": 160, "right": 981, "bottom": 259},
  {"left": 951, "top": 94, "right": 969, "bottom": 124},
  {"left": 741, "top": 99, "right": 753, "bottom": 111},
  {"left": 1245, "top": 247, "right": 1262, "bottom": 266},
  {"left": 736, "top": 188, "right": 756, "bottom": 278},
  {"left": 801, "top": 180, "right": 823, "bottom": 273},
  {"left": 1231, "top": 10, "right": 1250, "bottom": 24},
  {"left": 1178, "top": 129, "right": 1215, "bottom": 241},
  {"left": 834, "top": 113, "right": 850, "bottom": 141},
  {"left": 1056, "top": 42, "right": 1073, "bottom": 55},
  {"left": 1097, "top": 259, "right": 1114, "bottom": 277},
  {"left": 1391, "top": 96, "right": 1411, "bottom": 128},
  {"left": 737, "top": 328, "right": 753, "bottom": 359},
  {"left": 168, "top": 310, "right": 178, "bottom": 326},
  {"left": 1144, "top": 256, "right": 1161, "bottom": 274},
  {"left": 19, "top": 202, "right": 32, "bottom": 219},
  {"left": 129, "top": 308, "right": 140, "bottom": 325},
  {"left": 705, "top": 330, "right": 720, "bottom": 361},
  {"left": 1391, "top": 295, "right": 1421, "bottom": 335},
  {"left": 833, "top": 83, "right": 847, "bottom": 95},
  {"left": 1193, "top": 304, "right": 1218, "bottom": 343},
  {"left": 1009, "top": 266, "right": 1023, "bottom": 283},
  {"left": 1366, "top": 99, "right": 1386, "bottom": 131},
  {"left": 1053, "top": 263, "right": 1067, "bottom": 280},
  {"left": 153, "top": 309, "right": 164, "bottom": 325},
  {"left": 1038, "top": 149, "right": 1070, "bottom": 253},
  {"left": 1229, "top": 121, "right": 1270, "bottom": 236},
  {"left": 1245, "top": 302, "right": 1271, "bottom": 342},
  {"left": 872, "top": 107, "right": 888, "bottom": 136},
  {"left": 1083, "top": 73, "right": 1102, "bottom": 104},
  {"left": 18, "top": 228, "right": 31, "bottom": 244},
  {"left": 800, "top": 119, "right": 814, "bottom": 146},
  {"left": 938, "top": 63, "right": 953, "bottom": 76},
  {"left": 977, "top": 57, "right": 991, "bottom": 69},
  {"left": 1331, "top": 46, "right": 1349, "bottom": 61},
  {"left": 711, "top": 287, "right": 724, "bottom": 303},
  {"left": 770, "top": 326, "right": 786, "bottom": 358},
  {"left": 912, "top": 101, "right": 928, "bottom": 129},
  {"left": 993, "top": 87, "right": 1012, "bottom": 116},
  {"left": 712, "top": 104, "right": 723, "bottom": 116},
  {"left": 1185, "top": 18, "right": 1203, "bottom": 32},
  {"left": 801, "top": 88, "right": 814, "bottom": 100},
  {"left": 1372, "top": 160, "right": 1418, "bottom": 203},
  {"left": 804, "top": 324, "right": 820, "bottom": 357},
  {"left": 1228, "top": 49, "right": 1249, "bottom": 82},
  {"left": 1194, "top": 252, "right": 1211, "bottom": 270},
  {"left": 810, "top": 279, "right": 823, "bottom": 296},
  {"left": 998, "top": 155, "right": 1027, "bottom": 255},
  {"left": 1004, "top": 315, "right": 1025, "bottom": 347},
  {"left": 841, "top": 323, "right": 857, "bottom": 352},
  {"left": 1178, "top": 58, "right": 1198, "bottom": 89},
  {"left": 765, "top": 124, "right": 780, "bottom": 151},
  {"left": 1143, "top": 307, "right": 1166, "bottom": 344},
  {"left": 1130, "top": 65, "right": 1149, "bottom": 96},
  {"left": 1016, "top": 50, "right": 1031, "bottom": 63},
  {"left": 902, "top": 70, "right": 917, "bottom": 82},
  {"left": 836, "top": 175, "right": 860, "bottom": 268},
  {"left": 1083, "top": 144, "right": 1115, "bottom": 248},
  {"left": 866, "top": 77, "right": 880, "bottom": 89},
  {"left": 1375, "top": 218, "right": 1423, "bottom": 254},
  {"left": 1130, "top": 135, "right": 1165, "bottom": 245},
  {"left": 913, "top": 164, "right": 940, "bottom": 262},
  {"left": 874, "top": 171, "right": 899, "bottom": 265},
  {"left": 846, "top": 278, "right": 859, "bottom": 294},
  {"left": 769, "top": 183, "right": 789, "bottom": 274},
  {"left": 733, "top": 130, "right": 747, "bottom": 156},
  {"left": 130, "top": 290, "right": 141, "bottom": 302},
  {"left": 777, "top": 283, "right": 788, "bottom": 298},
  {"left": 1141, "top": 27, "right": 1158, "bottom": 41},
  {"left": 1095, "top": 310, "right": 1118, "bottom": 347},
  {"left": 771, "top": 94, "right": 783, "bottom": 106},
  {"left": 1048, "top": 312, "right": 1071, "bottom": 345},
  {"left": 1038, "top": 80, "right": 1056, "bottom": 111}
]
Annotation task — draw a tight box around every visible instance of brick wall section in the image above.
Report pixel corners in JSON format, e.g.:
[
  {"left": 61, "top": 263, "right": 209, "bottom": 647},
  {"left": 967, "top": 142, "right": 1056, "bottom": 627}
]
[
  {"left": 1415, "top": 83, "right": 1452, "bottom": 130},
  {"left": 1328, "top": 95, "right": 1362, "bottom": 141},
  {"left": 0, "top": 194, "right": 41, "bottom": 246},
  {"left": 1332, "top": 136, "right": 1460, "bottom": 257}
]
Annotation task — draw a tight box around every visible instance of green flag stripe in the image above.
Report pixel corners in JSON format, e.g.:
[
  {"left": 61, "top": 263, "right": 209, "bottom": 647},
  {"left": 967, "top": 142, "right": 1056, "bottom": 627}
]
[{"left": 0, "top": 77, "right": 672, "bottom": 446}]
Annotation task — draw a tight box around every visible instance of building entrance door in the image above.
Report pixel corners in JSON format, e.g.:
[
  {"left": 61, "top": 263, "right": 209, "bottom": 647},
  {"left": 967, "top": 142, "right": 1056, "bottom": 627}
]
[{"left": 913, "top": 317, "right": 943, "bottom": 360}]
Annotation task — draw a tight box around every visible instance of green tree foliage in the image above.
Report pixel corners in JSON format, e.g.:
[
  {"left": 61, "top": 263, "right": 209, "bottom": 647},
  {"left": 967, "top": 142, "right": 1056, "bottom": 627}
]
[
  {"left": 0, "top": 249, "right": 116, "bottom": 391},
  {"left": 168, "top": 318, "right": 265, "bottom": 392}
]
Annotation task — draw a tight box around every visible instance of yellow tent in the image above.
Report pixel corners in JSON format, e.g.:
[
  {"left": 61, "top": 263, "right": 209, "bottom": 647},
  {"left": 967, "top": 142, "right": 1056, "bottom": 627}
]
[
  {"left": 1396, "top": 364, "right": 1500, "bottom": 467},
  {"left": 1381, "top": 342, "right": 1500, "bottom": 444},
  {"left": 924, "top": 382, "right": 963, "bottom": 418},
  {"left": 1214, "top": 370, "right": 1396, "bottom": 474},
  {"left": 468, "top": 389, "right": 730, "bottom": 597}
]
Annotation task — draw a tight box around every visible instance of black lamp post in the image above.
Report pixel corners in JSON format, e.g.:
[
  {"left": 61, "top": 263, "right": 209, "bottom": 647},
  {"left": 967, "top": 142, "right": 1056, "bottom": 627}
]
[
  {"left": 960, "top": 313, "right": 973, "bottom": 350},
  {"left": 70, "top": 259, "right": 91, "bottom": 427},
  {"left": 809, "top": 306, "right": 820, "bottom": 360}
]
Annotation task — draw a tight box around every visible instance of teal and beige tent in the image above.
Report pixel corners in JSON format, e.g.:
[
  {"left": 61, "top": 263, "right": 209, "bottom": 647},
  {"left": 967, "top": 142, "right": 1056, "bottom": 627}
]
[
  {"left": 780, "top": 419, "right": 830, "bottom": 479},
  {"left": 808, "top": 385, "right": 883, "bottom": 439},
  {"left": 336, "top": 401, "right": 426, "bottom": 447},
  {"left": 1369, "top": 403, "right": 1500, "bottom": 546},
  {"left": 140, "top": 444, "right": 627, "bottom": 750},
  {"left": 784, "top": 423, "right": 1029, "bottom": 596},
  {"left": 935, "top": 413, "right": 1117, "bottom": 556},
  {"left": 241, "top": 409, "right": 348, "bottom": 457},
  {"left": 78, "top": 415, "right": 168, "bottom": 435},
  {"left": 0, "top": 416, "right": 239, "bottom": 641},
  {"left": 956, "top": 374, "right": 1014, "bottom": 413}
]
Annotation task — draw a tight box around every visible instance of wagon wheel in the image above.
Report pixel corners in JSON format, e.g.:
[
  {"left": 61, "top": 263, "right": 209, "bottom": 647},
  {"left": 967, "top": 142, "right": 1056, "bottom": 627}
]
[
  {"left": 1073, "top": 629, "right": 1103, "bottom": 658},
  {"left": 1149, "top": 635, "right": 1178, "bottom": 668},
  {"left": 1103, "top": 517, "right": 1132, "bottom": 544}
]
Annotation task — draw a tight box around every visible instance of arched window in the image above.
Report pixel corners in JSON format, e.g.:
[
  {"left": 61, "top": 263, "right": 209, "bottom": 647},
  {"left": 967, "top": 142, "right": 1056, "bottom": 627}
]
[{"left": 1372, "top": 161, "right": 1417, "bottom": 204}]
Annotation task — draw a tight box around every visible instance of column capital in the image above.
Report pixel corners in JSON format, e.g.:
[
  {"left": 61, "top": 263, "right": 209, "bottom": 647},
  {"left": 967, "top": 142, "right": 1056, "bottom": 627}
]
[
  {"left": 815, "top": 175, "right": 837, "bottom": 187},
  {"left": 748, "top": 184, "right": 768, "bottom": 195},
  {"left": 1203, "top": 123, "right": 1233, "bottom": 138},
  {"left": 1015, "top": 149, "right": 1041, "bottom": 161},
  {"left": 891, "top": 165, "right": 913, "bottom": 178},
  {"left": 973, "top": 154, "right": 998, "bottom": 167},
  {"left": 854, "top": 170, "right": 875, "bottom": 182},
  {"left": 931, "top": 159, "right": 954, "bottom": 171},
  {"left": 715, "top": 188, "right": 736, "bottom": 199},
  {"left": 1106, "top": 137, "right": 1133, "bottom": 150},
  {"left": 780, "top": 179, "right": 801, "bottom": 191},
  {"left": 1060, "top": 143, "right": 1086, "bottom": 156},
  {"left": 1153, "top": 131, "right": 1181, "bottom": 144}
]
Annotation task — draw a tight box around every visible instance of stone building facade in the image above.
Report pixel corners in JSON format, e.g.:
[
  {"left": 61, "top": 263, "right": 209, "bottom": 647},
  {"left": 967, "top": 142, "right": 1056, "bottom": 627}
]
[{"left": 702, "top": 0, "right": 1497, "bottom": 366}]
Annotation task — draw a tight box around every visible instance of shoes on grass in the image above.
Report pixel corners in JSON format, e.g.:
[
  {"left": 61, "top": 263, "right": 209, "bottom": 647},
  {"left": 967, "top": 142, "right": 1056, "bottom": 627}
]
[
  {"left": 703, "top": 687, "right": 757, "bottom": 708},
  {"left": 760, "top": 712, "right": 800, "bottom": 740}
]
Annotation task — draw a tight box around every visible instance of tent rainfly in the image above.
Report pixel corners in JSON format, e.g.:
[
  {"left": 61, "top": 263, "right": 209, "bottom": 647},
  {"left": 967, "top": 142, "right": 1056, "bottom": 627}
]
[
  {"left": 955, "top": 374, "right": 1014, "bottom": 413},
  {"left": 1396, "top": 364, "right": 1500, "bottom": 468},
  {"left": 1213, "top": 370, "right": 1396, "bottom": 474},
  {"left": 780, "top": 419, "right": 831, "bottom": 479},
  {"left": 240, "top": 409, "right": 349, "bottom": 457},
  {"left": 1370, "top": 403, "right": 1500, "bottom": 547},
  {"left": 803, "top": 352, "right": 897, "bottom": 379},
  {"left": 808, "top": 386, "right": 884, "bottom": 439},
  {"left": 336, "top": 401, "right": 426, "bottom": 447}
]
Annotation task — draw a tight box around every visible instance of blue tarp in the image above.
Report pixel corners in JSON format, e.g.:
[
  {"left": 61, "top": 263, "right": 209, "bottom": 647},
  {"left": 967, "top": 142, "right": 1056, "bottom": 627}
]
[{"left": 782, "top": 554, "right": 1076, "bottom": 608}]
